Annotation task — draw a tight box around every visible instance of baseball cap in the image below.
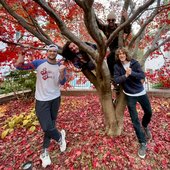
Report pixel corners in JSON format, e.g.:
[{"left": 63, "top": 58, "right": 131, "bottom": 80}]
[
  {"left": 47, "top": 44, "right": 59, "bottom": 51},
  {"left": 107, "top": 11, "right": 116, "bottom": 20}
]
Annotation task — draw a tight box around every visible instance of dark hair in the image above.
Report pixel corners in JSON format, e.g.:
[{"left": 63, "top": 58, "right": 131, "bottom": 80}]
[
  {"left": 61, "top": 41, "right": 77, "bottom": 61},
  {"left": 61, "top": 41, "right": 96, "bottom": 70},
  {"left": 62, "top": 41, "right": 97, "bottom": 61},
  {"left": 115, "top": 47, "right": 132, "bottom": 62}
]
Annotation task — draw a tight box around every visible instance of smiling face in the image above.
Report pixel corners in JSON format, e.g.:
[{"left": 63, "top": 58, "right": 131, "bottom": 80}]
[
  {"left": 115, "top": 47, "right": 131, "bottom": 64},
  {"left": 117, "top": 50, "right": 127, "bottom": 63},
  {"left": 107, "top": 11, "right": 116, "bottom": 28},
  {"left": 68, "top": 43, "right": 79, "bottom": 54},
  {"left": 107, "top": 18, "right": 116, "bottom": 28},
  {"left": 47, "top": 47, "right": 58, "bottom": 61}
]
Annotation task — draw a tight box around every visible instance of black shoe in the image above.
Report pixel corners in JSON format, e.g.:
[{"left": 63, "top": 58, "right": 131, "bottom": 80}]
[
  {"left": 143, "top": 126, "right": 152, "bottom": 141},
  {"left": 138, "top": 143, "right": 147, "bottom": 159}
]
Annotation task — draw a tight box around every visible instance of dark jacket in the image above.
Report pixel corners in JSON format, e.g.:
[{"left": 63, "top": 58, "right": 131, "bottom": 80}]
[
  {"left": 96, "top": 18, "right": 131, "bottom": 77},
  {"left": 97, "top": 21, "right": 131, "bottom": 51},
  {"left": 114, "top": 59, "right": 145, "bottom": 94}
]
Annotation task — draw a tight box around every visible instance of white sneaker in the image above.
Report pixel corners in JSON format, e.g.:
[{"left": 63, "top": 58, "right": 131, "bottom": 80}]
[
  {"left": 40, "top": 150, "right": 51, "bottom": 168},
  {"left": 59, "top": 129, "right": 66, "bottom": 152}
]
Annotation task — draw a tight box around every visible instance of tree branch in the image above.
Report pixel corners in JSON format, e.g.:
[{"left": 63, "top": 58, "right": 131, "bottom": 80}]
[
  {"left": 82, "top": 69, "right": 99, "bottom": 89},
  {"left": 75, "top": 0, "right": 106, "bottom": 65},
  {"left": 119, "top": 0, "right": 130, "bottom": 47},
  {"left": 0, "top": 0, "right": 53, "bottom": 45},
  {"left": 0, "top": 38, "right": 46, "bottom": 50},
  {"left": 144, "top": 32, "right": 170, "bottom": 59},
  {"left": 33, "top": 0, "right": 98, "bottom": 60},
  {"left": 132, "top": 31, "right": 145, "bottom": 60},
  {"left": 140, "top": 34, "right": 170, "bottom": 67},
  {"left": 74, "top": 0, "right": 84, "bottom": 8},
  {"left": 106, "top": 0, "right": 155, "bottom": 48},
  {"left": 129, "top": 0, "right": 161, "bottom": 48},
  {"left": 21, "top": 5, "right": 51, "bottom": 41}
]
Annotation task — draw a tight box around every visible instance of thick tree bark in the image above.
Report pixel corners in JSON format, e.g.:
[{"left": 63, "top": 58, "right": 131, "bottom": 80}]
[
  {"left": 99, "top": 91, "right": 117, "bottom": 136},
  {"left": 92, "top": 62, "right": 126, "bottom": 136},
  {"left": 96, "top": 84, "right": 127, "bottom": 136},
  {"left": 96, "top": 83, "right": 126, "bottom": 136},
  {"left": 114, "top": 90, "right": 127, "bottom": 134}
]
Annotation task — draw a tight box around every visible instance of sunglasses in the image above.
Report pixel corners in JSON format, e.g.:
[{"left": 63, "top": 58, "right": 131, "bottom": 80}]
[{"left": 107, "top": 19, "right": 115, "bottom": 22}]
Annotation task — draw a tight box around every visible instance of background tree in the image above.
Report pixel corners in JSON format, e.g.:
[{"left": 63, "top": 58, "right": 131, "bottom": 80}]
[{"left": 0, "top": 0, "right": 170, "bottom": 135}]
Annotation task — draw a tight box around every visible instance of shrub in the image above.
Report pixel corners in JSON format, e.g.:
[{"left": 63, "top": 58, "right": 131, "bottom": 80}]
[{"left": 0, "top": 70, "right": 36, "bottom": 95}]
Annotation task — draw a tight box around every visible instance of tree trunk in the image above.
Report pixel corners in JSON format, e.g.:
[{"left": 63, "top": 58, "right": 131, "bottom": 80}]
[
  {"left": 114, "top": 90, "right": 127, "bottom": 135},
  {"left": 97, "top": 85, "right": 126, "bottom": 136},
  {"left": 84, "top": 62, "right": 127, "bottom": 136}
]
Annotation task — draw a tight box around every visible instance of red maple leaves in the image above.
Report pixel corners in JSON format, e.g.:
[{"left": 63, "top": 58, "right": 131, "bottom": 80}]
[{"left": 0, "top": 95, "right": 169, "bottom": 169}]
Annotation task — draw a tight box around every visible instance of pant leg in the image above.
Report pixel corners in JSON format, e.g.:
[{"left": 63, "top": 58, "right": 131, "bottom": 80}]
[
  {"left": 107, "top": 51, "right": 116, "bottom": 78},
  {"left": 50, "top": 97, "right": 61, "bottom": 123},
  {"left": 42, "top": 119, "right": 59, "bottom": 149},
  {"left": 126, "top": 95, "right": 146, "bottom": 143},
  {"left": 50, "top": 97, "right": 61, "bottom": 140},
  {"left": 46, "top": 97, "right": 61, "bottom": 141},
  {"left": 138, "top": 94, "right": 152, "bottom": 128},
  {"left": 43, "top": 133, "right": 51, "bottom": 148},
  {"left": 35, "top": 98, "right": 61, "bottom": 149}
]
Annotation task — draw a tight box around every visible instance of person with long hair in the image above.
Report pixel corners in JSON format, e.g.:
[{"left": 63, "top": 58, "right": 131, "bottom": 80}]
[
  {"left": 62, "top": 41, "right": 96, "bottom": 71},
  {"left": 114, "top": 47, "right": 152, "bottom": 159}
]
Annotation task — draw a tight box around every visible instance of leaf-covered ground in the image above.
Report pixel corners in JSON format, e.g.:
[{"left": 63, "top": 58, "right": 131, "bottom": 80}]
[{"left": 0, "top": 95, "right": 169, "bottom": 170}]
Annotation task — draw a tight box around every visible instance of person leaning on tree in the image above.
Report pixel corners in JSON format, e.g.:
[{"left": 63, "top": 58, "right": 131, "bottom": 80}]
[
  {"left": 113, "top": 47, "right": 152, "bottom": 159},
  {"left": 15, "top": 44, "right": 67, "bottom": 168},
  {"left": 62, "top": 41, "right": 96, "bottom": 71},
  {"left": 96, "top": 10, "right": 131, "bottom": 90}
]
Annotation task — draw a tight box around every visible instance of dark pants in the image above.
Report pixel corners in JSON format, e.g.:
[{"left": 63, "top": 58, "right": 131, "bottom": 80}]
[
  {"left": 35, "top": 97, "right": 61, "bottom": 148},
  {"left": 107, "top": 50, "right": 116, "bottom": 78},
  {"left": 107, "top": 51, "right": 120, "bottom": 94},
  {"left": 126, "top": 94, "right": 152, "bottom": 143}
]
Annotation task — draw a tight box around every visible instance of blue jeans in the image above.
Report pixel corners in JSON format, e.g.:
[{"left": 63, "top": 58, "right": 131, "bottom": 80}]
[
  {"left": 35, "top": 97, "right": 61, "bottom": 148},
  {"left": 126, "top": 94, "right": 152, "bottom": 143}
]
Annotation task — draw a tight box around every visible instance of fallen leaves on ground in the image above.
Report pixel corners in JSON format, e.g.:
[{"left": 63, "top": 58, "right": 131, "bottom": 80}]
[{"left": 0, "top": 95, "right": 169, "bottom": 170}]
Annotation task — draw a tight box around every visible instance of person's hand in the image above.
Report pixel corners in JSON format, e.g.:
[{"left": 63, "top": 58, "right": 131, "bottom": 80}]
[
  {"left": 59, "top": 59, "right": 65, "bottom": 65},
  {"left": 122, "top": 9, "right": 128, "bottom": 19},
  {"left": 59, "top": 64, "right": 66, "bottom": 81},
  {"left": 141, "top": 79, "right": 145, "bottom": 84},
  {"left": 15, "top": 45, "right": 31, "bottom": 67},
  {"left": 14, "top": 51, "right": 25, "bottom": 67},
  {"left": 79, "top": 56, "right": 86, "bottom": 63},
  {"left": 59, "top": 64, "right": 66, "bottom": 74},
  {"left": 125, "top": 67, "right": 131, "bottom": 77}
]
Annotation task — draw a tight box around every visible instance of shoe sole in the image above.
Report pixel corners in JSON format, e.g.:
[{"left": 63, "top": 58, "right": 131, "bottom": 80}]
[
  {"left": 42, "top": 162, "right": 51, "bottom": 168},
  {"left": 138, "top": 153, "right": 146, "bottom": 159}
]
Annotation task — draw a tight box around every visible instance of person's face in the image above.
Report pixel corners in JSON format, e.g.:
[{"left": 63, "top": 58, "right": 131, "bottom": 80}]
[
  {"left": 47, "top": 47, "right": 58, "bottom": 60},
  {"left": 69, "top": 43, "right": 79, "bottom": 53},
  {"left": 118, "top": 50, "right": 127, "bottom": 62},
  {"left": 107, "top": 18, "right": 116, "bottom": 27}
]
